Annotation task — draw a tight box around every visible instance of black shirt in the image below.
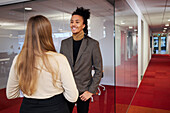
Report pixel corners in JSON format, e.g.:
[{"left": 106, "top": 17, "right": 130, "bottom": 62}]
[{"left": 73, "top": 39, "right": 83, "bottom": 66}]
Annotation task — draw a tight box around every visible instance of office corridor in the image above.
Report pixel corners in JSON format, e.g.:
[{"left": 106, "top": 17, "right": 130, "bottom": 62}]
[{"left": 128, "top": 54, "right": 170, "bottom": 113}]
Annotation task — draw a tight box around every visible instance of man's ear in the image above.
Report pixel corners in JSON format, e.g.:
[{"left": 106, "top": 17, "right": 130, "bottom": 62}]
[{"left": 83, "top": 24, "right": 85, "bottom": 29}]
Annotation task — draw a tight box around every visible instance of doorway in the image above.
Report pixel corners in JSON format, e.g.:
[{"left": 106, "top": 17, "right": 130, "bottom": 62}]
[{"left": 153, "top": 36, "right": 167, "bottom": 54}]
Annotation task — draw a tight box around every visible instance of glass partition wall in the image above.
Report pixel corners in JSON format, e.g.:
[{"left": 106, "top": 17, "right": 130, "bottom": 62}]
[
  {"left": 0, "top": 0, "right": 115, "bottom": 113},
  {"left": 115, "top": 0, "right": 138, "bottom": 113},
  {"left": 0, "top": 0, "right": 138, "bottom": 113}
]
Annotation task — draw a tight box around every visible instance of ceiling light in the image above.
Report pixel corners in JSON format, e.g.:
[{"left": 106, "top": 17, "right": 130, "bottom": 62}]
[
  {"left": 121, "top": 21, "right": 125, "bottom": 25},
  {"left": 129, "top": 26, "right": 133, "bottom": 29},
  {"left": 165, "top": 24, "right": 169, "bottom": 26},
  {"left": 164, "top": 28, "right": 167, "bottom": 30},
  {"left": 0, "top": 22, "right": 16, "bottom": 26},
  {"left": 134, "top": 29, "right": 137, "bottom": 31},
  {"left": 25, "top": 7, "right": 32, "bottom": 11},
  {"left": 163, "top": 30, "right": 166, "bottom": 32},
  {"left": 168, "top": 19, "right": 170, "bottom": 21}
]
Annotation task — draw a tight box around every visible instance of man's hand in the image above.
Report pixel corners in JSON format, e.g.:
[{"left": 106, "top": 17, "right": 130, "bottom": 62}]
[{"left": 79, "top": 91, "right": 93, "bottom": 101}]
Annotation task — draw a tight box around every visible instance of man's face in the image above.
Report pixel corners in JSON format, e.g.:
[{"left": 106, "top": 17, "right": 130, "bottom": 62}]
[{"left": 70, "top": 15, "right": 85, "bottom": 34}]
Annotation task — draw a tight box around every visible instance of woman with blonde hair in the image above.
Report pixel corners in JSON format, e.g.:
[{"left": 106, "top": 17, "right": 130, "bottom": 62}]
[{"left": 6, "top": 15, "right": 78, "bottom": 113}]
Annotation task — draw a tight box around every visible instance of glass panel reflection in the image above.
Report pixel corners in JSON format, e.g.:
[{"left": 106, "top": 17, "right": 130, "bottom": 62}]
[
  {"left": 0, "top": 0, "right": 138, "bottom": 113},
  {"left": 0, "top": 3, "right": 25, "bottom": 89},
  {"left": 115, "top": 0, "right": 138, "bottom": 112},
  {"left": 0, "top": 0, "right": 138, "bottom": 112},
  {"left": 0, "top": 3, "right": 25, "bottom": 112},
  {"left": 0, "top": 0, "right": 115, "bottom": 113}
]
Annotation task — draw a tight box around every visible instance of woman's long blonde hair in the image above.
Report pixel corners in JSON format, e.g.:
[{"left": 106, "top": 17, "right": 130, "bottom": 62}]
[{"left": 16, "top": 15, "right": 58, "bottom": 96}]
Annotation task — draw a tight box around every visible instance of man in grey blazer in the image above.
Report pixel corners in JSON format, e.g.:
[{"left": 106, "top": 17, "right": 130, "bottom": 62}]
[
  {"left": 60, "top": 35, "right": 103, "bottom": 112},
  {"left": 60, "top": 35, "right": 103, "bottom": 93},
  {"left": 60, "top": 7, "right": 103, "bottom": 113}
]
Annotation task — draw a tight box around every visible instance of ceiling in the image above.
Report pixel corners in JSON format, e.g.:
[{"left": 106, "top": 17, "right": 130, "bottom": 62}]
[
  {"left": 0, "top": 0, "right": 114, "bottom": 31},
  {"left": 135, "top": 0, "right": 170, "bottom": 33},
  {"left": 0, "top": 0, "right": 166, "bottom": 35},
  {"left": 0, "top": 0, "right": 29, "bottom": 6}
]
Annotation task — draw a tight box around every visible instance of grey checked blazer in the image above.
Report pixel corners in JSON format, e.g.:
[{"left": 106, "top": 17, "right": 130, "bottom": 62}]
[{"left": 60, "top": 35, "right": 103, "bottom": 94}]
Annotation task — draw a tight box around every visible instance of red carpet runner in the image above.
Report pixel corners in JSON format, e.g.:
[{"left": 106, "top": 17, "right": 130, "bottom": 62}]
[{"left": 128, "top": 54, "right": 170, "bottom": 113}]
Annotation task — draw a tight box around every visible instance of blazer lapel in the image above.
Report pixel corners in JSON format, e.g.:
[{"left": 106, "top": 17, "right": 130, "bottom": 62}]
[
  {"left": 75, "top": 37, "right": 88, "bottom": 64},
  {"left": 68, "top": 37, "right": 74, "bottom": 66}
]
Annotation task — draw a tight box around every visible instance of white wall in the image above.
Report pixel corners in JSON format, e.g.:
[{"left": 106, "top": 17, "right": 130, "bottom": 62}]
[
  {"left": 90, "top": 16, "right": 104, "bottom": 41},
  {"left": 115, "top": 25, "right": 121, "bottom": 66},
  {"left": 143, "top": 22, "right": 150, "bottom": 74},
  {"left": 126, "top": 0, "right": 151, "bottom": 86},
  {"left": 167, "top": 34, "right": 170, "bottom": 54},
  {"left": 90, "top": 17, "right": 115, "bottom": 86}
]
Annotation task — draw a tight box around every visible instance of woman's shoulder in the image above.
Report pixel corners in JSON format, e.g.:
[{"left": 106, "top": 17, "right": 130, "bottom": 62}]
[
  {"left": 12, "top": 54, "right": 19, "bottom": 63},
  {"left": 46, "top": 51, "right": 67, "bottom": 60},
  {"left": 47, "top": 52, "right": 68, "bottom": 67}
]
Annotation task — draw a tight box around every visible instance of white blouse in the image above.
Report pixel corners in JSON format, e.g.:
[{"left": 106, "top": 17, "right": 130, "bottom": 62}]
[{"left": 6, "top": 51, "right": 78, "bottom": 102}]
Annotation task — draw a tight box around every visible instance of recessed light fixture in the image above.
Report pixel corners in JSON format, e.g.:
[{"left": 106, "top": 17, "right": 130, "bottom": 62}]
[
  {"left": 168, "top": 19, "right": 170, "bottom": 21},
  {"left": 25, "top": 7, "right": 32, "bottom": 11},
  {"left": 165, "top": 24, "right": 169, "bottom": 26},
  {"left": 129, "top": 26, "right": 133, "bottom": 29},
  {"left": 164, "top": 28, "right": 167, "bottom": 30},
  {"left": 163, "top": 30, "right": 166, "bottom": 32},
  {"left": 121, "top": 21, "right": 125, "bottom": 25}
]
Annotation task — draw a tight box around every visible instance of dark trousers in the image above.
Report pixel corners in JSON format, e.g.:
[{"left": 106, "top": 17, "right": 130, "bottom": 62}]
[
  {"left": 66, "top": 94, "right": 90, "bottom": 113},
  {"left": 20, "top": 94, "right": 69, "bottom": 113}
]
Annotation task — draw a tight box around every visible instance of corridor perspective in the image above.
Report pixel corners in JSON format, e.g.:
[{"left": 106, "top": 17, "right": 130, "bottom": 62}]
[
  {"left": 127, "top": 54, "right": 170, "bottom": 113},
  {"left": 0, "top": 0, "right": 170, "bottom": 113}
]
